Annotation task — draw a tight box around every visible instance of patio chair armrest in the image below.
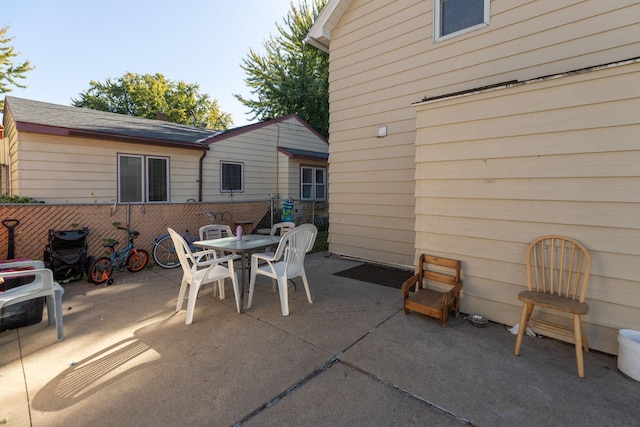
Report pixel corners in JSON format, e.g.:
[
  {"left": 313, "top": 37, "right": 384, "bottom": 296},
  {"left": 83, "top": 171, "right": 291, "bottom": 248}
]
[
  {"left": 252, "top": 252, "right": 278, "bottom": 263},
  {"left": 0, "top": 267, "right": 52, "bottom": 278},
  {"left": 193, "top": 249, "right": 219, "bottom": 262},
  {"left": 196, "top": 253, "right": 239, "bottom": 267},
  {"left": 441, "top": 280, "right": 463, "bottom": 303},
  {"left": 0, "top": 260, "right": 45, "bottom": 270},
  {"left": 401, "top": 273, "right": 421, "bottom": 297},
  {"left": 452, "top": 281, "right": 462, "bottom": 293},
  {"left": 0, "top": 268, "right": 55, "bottom": 290}
]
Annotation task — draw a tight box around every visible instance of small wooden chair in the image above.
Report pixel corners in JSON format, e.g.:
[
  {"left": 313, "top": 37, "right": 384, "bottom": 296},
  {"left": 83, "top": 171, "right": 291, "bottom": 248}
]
[
  {"left": 401, "top": 254, "right": 462, "bottom": 327},
  {"left": 514, "top": 235, "right": 592, "bottom": 377}
]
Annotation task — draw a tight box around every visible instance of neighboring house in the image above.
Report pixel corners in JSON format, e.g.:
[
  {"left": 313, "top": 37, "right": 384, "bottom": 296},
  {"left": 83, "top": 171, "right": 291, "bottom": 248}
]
[
  {"left": 1, "top": 97, "right": 328, "bottom": 205},
  {"left": 201, "top": 115, "right": 329, "bottom": 204},
  {"left": 307, "top": 1, "right": 640, "bottom": 354}
]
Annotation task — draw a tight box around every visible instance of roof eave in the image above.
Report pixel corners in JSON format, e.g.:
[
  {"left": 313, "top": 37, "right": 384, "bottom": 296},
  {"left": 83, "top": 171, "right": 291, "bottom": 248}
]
[
  {"left": 15, "top": 122, "right": 207, "bottom": 150},
  {"left": 204, "top": 113, "right": 327, "bottom": 145},
  {"left": 304, "top": 33, "right": 330, "bottom": 53},
  {"left": 305, "top": 0, "right": 351, "bottom": 53},
  {"left": 277, "top": 147, "right": 329, "bottom": 162}
]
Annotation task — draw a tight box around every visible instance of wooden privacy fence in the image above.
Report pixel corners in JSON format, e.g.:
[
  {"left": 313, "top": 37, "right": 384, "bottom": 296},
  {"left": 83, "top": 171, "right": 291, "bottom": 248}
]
[{"left": 0, "top": 201, "right": 270, "bottom": 262}]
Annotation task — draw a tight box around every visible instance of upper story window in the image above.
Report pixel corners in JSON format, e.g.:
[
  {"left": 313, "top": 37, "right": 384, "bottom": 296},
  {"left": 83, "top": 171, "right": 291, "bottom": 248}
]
[
  {"left": 220, "top": 161, "right": 244, "bottom": 193},
  {"left": 434, "top": 0, "right": 490, "bottom": 42},
  {"left": 118, "top": 154, "right": 169, "bottom": 203},
  {"left": 301, "top": 166, "right": 326, "bottom": 201}
]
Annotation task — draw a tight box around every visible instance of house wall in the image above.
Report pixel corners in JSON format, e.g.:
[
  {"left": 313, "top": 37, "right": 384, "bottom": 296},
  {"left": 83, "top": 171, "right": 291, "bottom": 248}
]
[
  {"left": 3, "top": 113, "right": 328, "bottom": 205},
  {"left": 202, "top": 117, "right": 329, "bottom": 202},
  {"left": 413, "top": 60, "right": 640, "bottom": 354},
  {"left": 325, "top": 0, "right": 640, "bottom": 268},
  {"left": 6, "top": 131, "right": 201, "bottom": 204},
  {"left": 278, "top": 155, "right": 329, "bottom": 202},
  {"left": 1, "top": 109, "right": 17, "bottom": 196},
  {"left": 278, "top": 153, "right": 291, "bottom": 200},
  {"left": 204, "top": 129, "right": 277, "bottom": 201}
]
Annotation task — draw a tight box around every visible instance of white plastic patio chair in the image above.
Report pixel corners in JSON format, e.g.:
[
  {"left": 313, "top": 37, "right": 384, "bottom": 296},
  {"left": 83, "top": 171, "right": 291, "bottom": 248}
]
[
  {"left": 168, "top": 228, "right": 240, "bottom": 325},
  {"left": 263, "top": 221, "right": 297, "bottom": 288},
  {"left": 262, "top": 222, "right": 296, "bottom": 256},
  {"left": 198, "top": 224, "right": 239, "bottom": 260},
  {"left": 269, "top": 222, "right": 296, "bottom": 237},
  {"left": 247, "top": 223, "right": 318, "bottom": 316},
  {"left": 198, "top": 224, "right": 234, "bottom": 240},
  {"left": 0, "top": 260, "right": 65, "bottom": 341}
]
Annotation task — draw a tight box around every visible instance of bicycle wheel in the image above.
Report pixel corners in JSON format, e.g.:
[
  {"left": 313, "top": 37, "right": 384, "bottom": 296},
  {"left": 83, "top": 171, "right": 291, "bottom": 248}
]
[
  {"left": 152, "top": 234, "right": 180, "bottom": 268},
  {"left": 126, "top": 249, "right": 149, "bottom": 272},
  {"left": 89, "top": 257, "right": 112, "bottom": 284}
]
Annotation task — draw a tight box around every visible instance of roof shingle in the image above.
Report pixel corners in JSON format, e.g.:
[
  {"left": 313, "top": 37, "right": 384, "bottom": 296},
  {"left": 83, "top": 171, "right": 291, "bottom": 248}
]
[{"left": 4, "top": 96, "right": 220, "bottom": 148}]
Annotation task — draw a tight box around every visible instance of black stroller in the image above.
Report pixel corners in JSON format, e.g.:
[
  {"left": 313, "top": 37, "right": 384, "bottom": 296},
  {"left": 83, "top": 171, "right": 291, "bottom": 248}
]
[{"left": 44, "top": 227, "right": 91, "bottom": 283}]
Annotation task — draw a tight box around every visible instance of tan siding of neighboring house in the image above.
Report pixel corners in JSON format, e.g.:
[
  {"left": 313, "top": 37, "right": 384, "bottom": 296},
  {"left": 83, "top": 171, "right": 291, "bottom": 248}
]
[
  {"left": 202, "top": 117, "right": 328, "bottom": 202},
  {"left": 9, "top": 132, "right": 200, "bottom": 203},
  {"left": 283, "top": 156, "right": 300, "bottom": 201},
  {"left": 3, "top": 109, "right": 327, "bottom": 206},
  {"left": 280, "top": 157, "right": 329, "bottom": 202},
  {"left": 326, "top": 0, "right": 640, "bottom": 267},
  {"left": 204, "top": 130, "right": 277, "bottom": 201},
  {"left": 277, "top": 153, "right": 291, "bottom": 200},
  {"left": 3, "top": 110, "right": 18, "bottom": 195},
  {"left": 413, "top": 61, "right": 640, "bottom": 354}
]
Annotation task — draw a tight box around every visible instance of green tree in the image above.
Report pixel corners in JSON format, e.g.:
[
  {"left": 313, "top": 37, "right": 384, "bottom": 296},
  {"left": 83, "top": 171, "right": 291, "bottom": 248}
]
[
  {"left": 0, "top": 25, "right": 34, "bottom": 110},
  {"left": 235, "top": 0, "right": 329, "bottom": 137},
  {"left": 72, "top": 72, "right": 233, "bottom": 129}
]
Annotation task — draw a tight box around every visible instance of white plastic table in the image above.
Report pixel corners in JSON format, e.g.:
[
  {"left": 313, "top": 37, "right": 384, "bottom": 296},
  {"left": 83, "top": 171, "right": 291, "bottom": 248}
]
[{"left": 193, "top": 235, "right": 280, "bottom": 312}]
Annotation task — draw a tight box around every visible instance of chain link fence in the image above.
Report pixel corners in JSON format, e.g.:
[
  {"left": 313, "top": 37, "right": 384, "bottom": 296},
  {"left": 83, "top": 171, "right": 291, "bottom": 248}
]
[{"left": 0, "top": 199, "right": 329, "bottom": 263}]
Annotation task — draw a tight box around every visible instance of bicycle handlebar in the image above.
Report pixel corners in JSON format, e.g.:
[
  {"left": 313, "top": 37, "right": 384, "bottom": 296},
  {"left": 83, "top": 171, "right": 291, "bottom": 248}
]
[
  {"left": 117, "top": 226, "right": 139, "bottom": 235},
  {"left": 197, "top": 211, "right": 232, "bottom": 223}
]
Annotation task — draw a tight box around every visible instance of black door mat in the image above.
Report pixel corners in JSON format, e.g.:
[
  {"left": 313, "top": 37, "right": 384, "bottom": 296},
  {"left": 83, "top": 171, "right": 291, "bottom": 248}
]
[{"left": 334, "top": 263, "right": 414, "bottom": 289}]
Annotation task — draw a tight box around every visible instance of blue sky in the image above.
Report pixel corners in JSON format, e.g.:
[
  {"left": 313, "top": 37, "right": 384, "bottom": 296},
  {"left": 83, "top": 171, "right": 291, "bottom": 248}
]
[{"left": 4, "top": 0, "right": 297, "bottom": 126}]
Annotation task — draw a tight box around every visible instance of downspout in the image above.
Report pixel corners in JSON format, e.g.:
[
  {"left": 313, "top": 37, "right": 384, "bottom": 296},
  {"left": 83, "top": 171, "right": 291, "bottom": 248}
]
[
  {"left": 198, "top": 147, "right": 209, "bottom": 202},
  {"left": 1, "top": 131, "right": 11, "bottom": 196},
  {"left": 276, "top": 123, "right": 281, "bottom": 198}
]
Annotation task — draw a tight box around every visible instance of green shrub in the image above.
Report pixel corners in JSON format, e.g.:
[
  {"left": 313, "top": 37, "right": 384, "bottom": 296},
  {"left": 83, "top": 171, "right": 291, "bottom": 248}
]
[
  {"left": 0, "top": 195, "right": 44, "bottom": 203},
  {"left": 314, "top": 216, "right": 329, "bottom": 232},
  {"left": 311, "top": 231, "right": 328, "bottom": 253}
]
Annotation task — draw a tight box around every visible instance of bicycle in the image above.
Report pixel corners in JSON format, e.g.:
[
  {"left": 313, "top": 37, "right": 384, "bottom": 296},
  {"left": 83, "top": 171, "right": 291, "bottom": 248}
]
[
  {"left": 152, "top": 211, "right": 230, "bottom": 269},
  {"left": 88, "top": 226, "right": 149, "bottom": 285}
]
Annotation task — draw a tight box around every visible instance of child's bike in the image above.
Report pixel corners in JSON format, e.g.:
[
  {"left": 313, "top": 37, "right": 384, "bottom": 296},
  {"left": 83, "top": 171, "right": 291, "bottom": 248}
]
[{"left": 89, "top": 226, "right": 149, "bottom": 285}]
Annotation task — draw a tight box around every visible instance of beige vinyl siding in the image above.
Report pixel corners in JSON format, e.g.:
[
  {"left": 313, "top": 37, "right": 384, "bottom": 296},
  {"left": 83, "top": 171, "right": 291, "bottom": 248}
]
[
  {"left": 277, "top": 153, "right": 291, "bottom": 199},
  {"left": 283, "top": 157, "right": 300, "bottom": 201},
  {"left": 202, "top": 117, "right": 328, "bottom": 202},
  {"left": 205, "top": 133, "right": 276, "bottom": 201},
  {"left": 413, "top": 60, "right": 640, "bottom": 354},
  {"left": 277, "top": 118, "right": 330, "bottom": 201},
  {"left": 293, "top": 158, "right": 328, "bottom": 200},
  {"left": 326, "top": 0, "right": 640, "bottom": 267},
  {"left": 10, "top": 132, "right": 199, "bottom": 204},
  {"left": 3, "top": 112, "right": 326, "bottom": 205},
  {"left": 327, "top": 0, "right": 436, "bottom": 266}
]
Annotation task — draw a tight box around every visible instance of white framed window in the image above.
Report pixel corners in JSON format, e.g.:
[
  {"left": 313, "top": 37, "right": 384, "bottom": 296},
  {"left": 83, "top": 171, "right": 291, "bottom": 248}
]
[
  {"left": 434, "top": 0, "right": 490, "bottom": 42},
  {"left": 118, "top": 154, "right": 169, "bottom": 203},
  {"left": 301, "top": 166, "right": 326, "bottom": 201},
  {"left": 220, "top": 161, "right": 244, "bottom": 193},
  {"left": 146, "top": 156, "right": 169, "bottom": 202}
]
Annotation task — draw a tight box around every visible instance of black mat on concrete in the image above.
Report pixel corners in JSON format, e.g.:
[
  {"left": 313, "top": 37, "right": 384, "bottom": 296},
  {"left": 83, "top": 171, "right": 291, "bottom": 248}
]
[{"left": 334, "top": 263, "right": 414, "bottom": 289}]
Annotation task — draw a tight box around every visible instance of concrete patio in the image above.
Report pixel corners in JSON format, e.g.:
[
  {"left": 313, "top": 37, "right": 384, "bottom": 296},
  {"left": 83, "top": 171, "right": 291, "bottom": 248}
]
[{"left": 1, "top": 252, "right": 638, "bottom": 426}]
